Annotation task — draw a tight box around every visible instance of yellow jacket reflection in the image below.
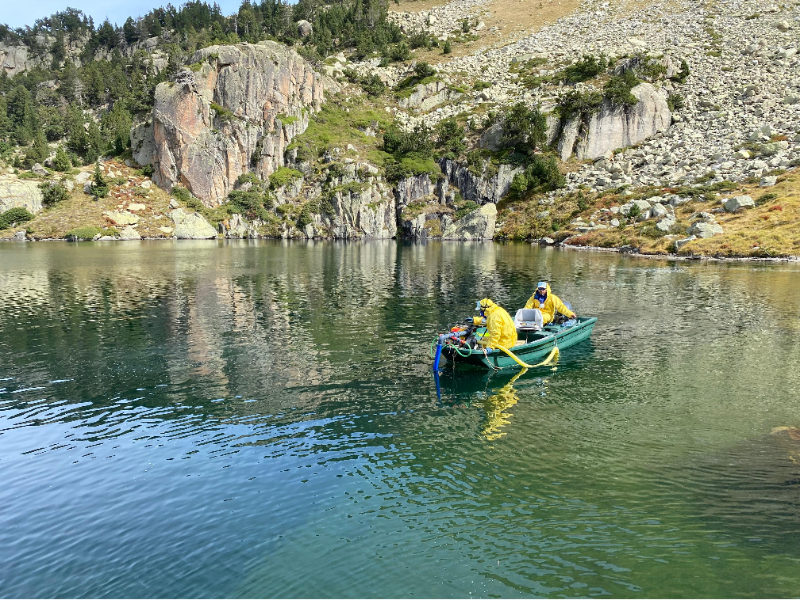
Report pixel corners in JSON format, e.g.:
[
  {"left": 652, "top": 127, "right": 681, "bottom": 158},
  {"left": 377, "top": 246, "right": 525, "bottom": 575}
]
[
  {"left": 478, "top": 298, "right": 517, "bottom": 350},
  {"left": 481, "top": 369, "right": 526, "bottom": 440}
]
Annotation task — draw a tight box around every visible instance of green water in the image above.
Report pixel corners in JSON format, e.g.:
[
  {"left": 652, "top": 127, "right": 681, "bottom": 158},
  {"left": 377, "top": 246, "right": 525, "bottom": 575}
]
[{"left": 1, "top": 240, "right": 799, "bottom": 598}]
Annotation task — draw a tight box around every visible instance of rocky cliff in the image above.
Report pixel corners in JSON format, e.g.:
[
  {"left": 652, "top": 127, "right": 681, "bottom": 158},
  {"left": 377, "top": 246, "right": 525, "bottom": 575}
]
[
  {"left": 147, "top": 42, "right": 331, "bottom": 206},
  {"left": 555, "top": 83, "right": 672, "bottom": 161}
]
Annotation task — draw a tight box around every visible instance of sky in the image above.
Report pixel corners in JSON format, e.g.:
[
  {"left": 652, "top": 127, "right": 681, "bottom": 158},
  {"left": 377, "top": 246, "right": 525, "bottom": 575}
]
[{"left": 4, "top": 0, "right": 247, "bottom": 29}]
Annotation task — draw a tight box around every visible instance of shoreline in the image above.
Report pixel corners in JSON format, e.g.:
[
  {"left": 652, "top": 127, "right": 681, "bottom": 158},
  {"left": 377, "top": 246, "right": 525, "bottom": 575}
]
[{"left": 4, "top": 235, "right": 800, "bottom": 264}]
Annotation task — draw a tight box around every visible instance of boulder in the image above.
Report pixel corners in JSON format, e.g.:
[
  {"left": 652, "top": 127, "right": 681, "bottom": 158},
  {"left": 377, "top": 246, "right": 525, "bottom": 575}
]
[
  {"left": 118, "top": 226, "right": 141, "bottom": 240},
  {"left": 75, "top": 171, "right": 91, "bottom": 185},
  {"left": 442, "top": 203, "right": 497, "bottom": 240},
  {"left": 150, "top": 42, "right": 332, "bottom": 206},
  {"left": 674, "top": 235, "right": 696, "bottom": 251},
  {"left": 655, "top": 216, "right": 676, "bottom": 232},
  {"left": 479, "top": 122, "right": 504, "bottom": 152},
  {"left": 557, "top": 83, "right": 671, "bottom": 161},
  {"left": 397, "top": 79, "right": 460, "bottom": 111},
  {"left": 296, "top": 20, "right": 313, "bottom": 38},
  {"left": 650, "top": 203, "right": 669, "bottom": 219},
  {"left": 226, "top": 213, "right": 251, "bottom": 238},
  {"left": 104, "top": 210, "right": 140, "bottom": 226},
  {"left": 724, "top": 195, "right": 755, "bottom": 212},
  {"left": 31, "top": 163, "right": 48, "bottom": 176},
  {"left": 127, "top": 202, "right": 146, "bottom": 211},
  {"left": 0, "top": 176, "right": 44, "bottom": 214},
  {"left": 170, "top": 208, "right": 217, "bottom": 239},
  {"left": 760, "top": 176, "right": 778, "bottom": 187},
  {"left": 687, "top": 221, "right": 723, "bottom": 238}
]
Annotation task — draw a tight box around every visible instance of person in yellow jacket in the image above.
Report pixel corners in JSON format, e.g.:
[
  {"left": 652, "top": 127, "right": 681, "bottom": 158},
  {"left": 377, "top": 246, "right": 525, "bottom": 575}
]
[
  {"left": 476, "top": 298, "right": 517, "bottom": 350},
  {"left": 524, "top": 281, "right": 576, "bottom": 325}
]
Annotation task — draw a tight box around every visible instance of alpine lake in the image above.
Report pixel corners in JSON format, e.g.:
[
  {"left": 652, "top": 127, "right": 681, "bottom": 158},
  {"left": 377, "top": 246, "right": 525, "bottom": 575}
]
[{"left": 1, "top": 240, "right": 799, "bottom": 599}]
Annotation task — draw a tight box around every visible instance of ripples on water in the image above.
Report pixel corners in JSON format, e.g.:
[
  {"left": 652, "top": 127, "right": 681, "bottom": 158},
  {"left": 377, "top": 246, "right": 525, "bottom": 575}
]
[{"left": 1, "top": 241, "right": 800, "bottom": 598}]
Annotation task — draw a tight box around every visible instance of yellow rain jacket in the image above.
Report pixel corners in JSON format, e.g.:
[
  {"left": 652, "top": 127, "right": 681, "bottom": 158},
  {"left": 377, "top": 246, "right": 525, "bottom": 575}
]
[
  {"left": 478, "top": 299, "right": 517, "bottom": 350},
  {"left": 524, "top": 283, "right": 575, "bottom": 324}
]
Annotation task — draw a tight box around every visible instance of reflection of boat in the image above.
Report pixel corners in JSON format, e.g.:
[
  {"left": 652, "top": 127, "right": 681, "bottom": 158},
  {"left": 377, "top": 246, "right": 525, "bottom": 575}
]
[{"left": 440, "top": 317, "right": 597, "bottom": 370}]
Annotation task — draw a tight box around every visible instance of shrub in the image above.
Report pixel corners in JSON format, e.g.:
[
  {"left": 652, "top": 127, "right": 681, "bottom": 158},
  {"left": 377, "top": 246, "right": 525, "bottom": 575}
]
[
  {"left": 227, "top": 190, "right": 273, "bottom": 221},
  {"left": 454, "top": 200, "right": 479, "bottom": 220},
  {"left": 756, "top": 192, "right": 779, "bottom": 206},
  {"left": 296, "top": 202, "right": 315, "bottom": 229},
  {"left": 0, "top": 207, "right": 34, "bottom": 230},
  {"left": 604, "top": 71, "right": 640, "bottom": 107},
  {"left": 510, "top": 154, "right": 565, "bottom": 197},
  {"left": 414, "top": 61, "right": 436, "bottom": 79},
  {"left": 91, "top": 165, "right": 109, "bottom": 198},
  {"left": 65, "top": 226, "right": 101, "bottom": 240},
  {"left": 408, "top": 31, "right": 432, "bottom": 50},
  {"left": 210, "top": 102, "right": 234, "bottom": 122},
  {"left": 52, "top": 146, "right": 72, "bottom": 172},
  {"left": 557, "top": 90, "right": 603, "bottom": 120},
  {"left": 562, "top": 55, "right": 608, "bottom": 84},
  {"left": 387, "top": 42, "right": 411, "bottom": 62},
  {"left": 383, "top": 123, "right": 433, "bottom": 156},
  {"left": 502, "top": 102, "right": 547, "bottom": 155},
  {"left": 361, "top": 74, "right": 386, "bottom": 96},
  {"left": 671, "top": 59, "right": 690, "bottom": 83},
  {"left": 442, "top": 40, "right": 452, "bottom": 55},
  {"left": 269, "top": 167, "right": 303, "bottom": 188},
  {"left": 39, "top": 181, "right": 69, "bottom": 206},
  {"left": 473, "top": 80, "right": 491, "bottom": 91},
  {"left": 667, "top": 93, "right": 685, "bottom": 112},
  {"left": 634, "top": 55, "right": 667, "bottom": 81},
  {"left": 436, "top": 116, "right": 465, "bottom": 159},
  {"left": 171, "top": 185, "right": 192, "bottom": 203}
]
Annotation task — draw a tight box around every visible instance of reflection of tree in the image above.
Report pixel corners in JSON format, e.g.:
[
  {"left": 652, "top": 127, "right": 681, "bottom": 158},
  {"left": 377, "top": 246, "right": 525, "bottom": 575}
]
[{"left": 480, "top": 368, "right": 526, "bottom": 440}]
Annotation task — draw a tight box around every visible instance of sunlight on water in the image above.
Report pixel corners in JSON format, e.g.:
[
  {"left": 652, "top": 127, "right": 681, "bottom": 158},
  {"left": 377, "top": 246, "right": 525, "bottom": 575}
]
[{"left": 1, "top": 240, "right": 799, "bottom": 598}]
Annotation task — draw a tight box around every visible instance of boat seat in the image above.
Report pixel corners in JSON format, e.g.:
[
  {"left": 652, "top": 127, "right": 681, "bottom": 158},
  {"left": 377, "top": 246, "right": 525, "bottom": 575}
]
[{"left": 514, "top": 308, "right": 543, "bottom": 331}]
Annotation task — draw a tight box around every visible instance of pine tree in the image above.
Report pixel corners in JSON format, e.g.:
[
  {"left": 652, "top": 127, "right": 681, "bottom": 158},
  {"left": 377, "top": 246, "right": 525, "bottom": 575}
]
[
  {"left": 53, "top": 145, "right": 72, "bottom": 171},
  {"left": 91, "top": 163, "right": 109, "bottom": 198}
]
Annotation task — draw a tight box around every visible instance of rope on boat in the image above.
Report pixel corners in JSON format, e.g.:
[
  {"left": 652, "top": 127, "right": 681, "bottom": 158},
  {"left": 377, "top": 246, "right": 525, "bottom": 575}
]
[{"left": 494, "top": 344, "right": 560, "bottom": 369}]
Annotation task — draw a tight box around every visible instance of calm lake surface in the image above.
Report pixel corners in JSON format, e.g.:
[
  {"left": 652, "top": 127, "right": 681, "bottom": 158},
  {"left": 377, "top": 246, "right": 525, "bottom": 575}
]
[{"left": 1, "top": 240, "right": 799, "bottom": 598}]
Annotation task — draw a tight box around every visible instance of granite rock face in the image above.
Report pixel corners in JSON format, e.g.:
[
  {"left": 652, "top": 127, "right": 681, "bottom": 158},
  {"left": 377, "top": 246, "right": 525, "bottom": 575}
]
[
  {"left": 149, "top": 42, "right": 331, "bottom": 206},
  {"left": 327, "top": 183, "right": 397, "bottom": 239},
  {"left": 0, "top": 176, "right": 44, "bottom": 214},
  {"left": 439, "top": 158, "right": 521, "bottom": 205},
  {"left": 557, "top": 83, "right": 671, "bottom": 161},
  {"left": 442, "top": 203, "right": 497, "bottom": 240}
]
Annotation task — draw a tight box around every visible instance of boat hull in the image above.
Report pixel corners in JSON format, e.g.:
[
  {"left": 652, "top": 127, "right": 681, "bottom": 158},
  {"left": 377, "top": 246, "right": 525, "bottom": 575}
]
[{"left": 440, "top": 317, "right": 596, "bottom": 370}]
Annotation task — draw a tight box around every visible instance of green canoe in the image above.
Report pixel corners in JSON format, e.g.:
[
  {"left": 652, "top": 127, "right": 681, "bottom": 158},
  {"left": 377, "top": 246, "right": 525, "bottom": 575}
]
[{"left": 440, "top": 316, "right": 597, "bottom": 370}]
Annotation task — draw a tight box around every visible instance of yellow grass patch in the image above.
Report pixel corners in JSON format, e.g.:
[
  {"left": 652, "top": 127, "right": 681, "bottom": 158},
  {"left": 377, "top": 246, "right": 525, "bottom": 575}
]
[{"left": 1, "top": 160, "right": 177, "bottom": 241}]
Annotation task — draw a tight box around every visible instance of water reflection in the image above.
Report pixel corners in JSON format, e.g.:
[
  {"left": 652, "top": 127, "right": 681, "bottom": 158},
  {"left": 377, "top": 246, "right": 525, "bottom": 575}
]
[{"left": 2, "top": 241, "right": 800, "bottom": 598}]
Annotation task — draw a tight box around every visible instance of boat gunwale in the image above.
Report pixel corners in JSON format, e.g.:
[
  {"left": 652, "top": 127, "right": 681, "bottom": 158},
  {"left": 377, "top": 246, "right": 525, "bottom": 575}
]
[{"left": 440, "top": 317, "right": 597, "bottom": 368}]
